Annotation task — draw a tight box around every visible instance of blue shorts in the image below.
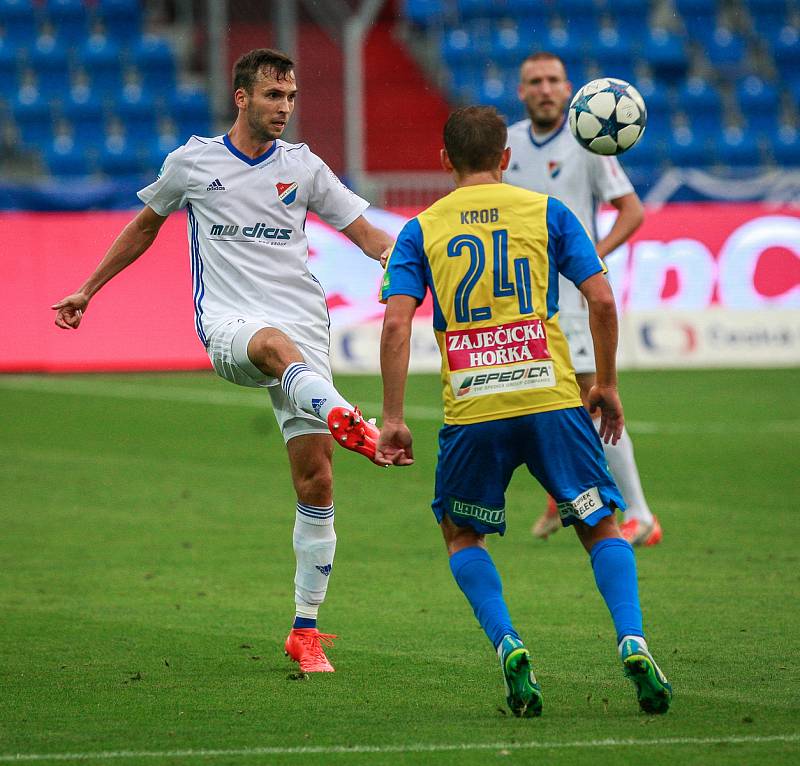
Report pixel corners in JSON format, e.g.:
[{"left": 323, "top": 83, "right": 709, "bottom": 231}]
[{"left": 431, "top": 407, "right": 625, "bottom": 535}]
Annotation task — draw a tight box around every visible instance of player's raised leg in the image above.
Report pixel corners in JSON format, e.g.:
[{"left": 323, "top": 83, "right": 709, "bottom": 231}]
[
  {"left": 283, "top": 433, "right": 339, "bottom": 672},
  {"left": 441, "top": 516, "right": 542, "bottom": 717},
  {"left": 246, "top": 327, "right": 381, "bottom": 463},
  {"left": 574, "top": 515, "right": 672, "bottom": 713}
]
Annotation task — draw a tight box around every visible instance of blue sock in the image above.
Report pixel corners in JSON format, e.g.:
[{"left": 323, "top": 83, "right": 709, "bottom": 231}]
[
  {"left": 449, "top": 546, "right": 519, "bottom": 649},
  {"left": 590, "top": 538, "right": 644, "bottom": 644},
  {"left": 293, "top": 616, "right": 317, "bottom": 629}
]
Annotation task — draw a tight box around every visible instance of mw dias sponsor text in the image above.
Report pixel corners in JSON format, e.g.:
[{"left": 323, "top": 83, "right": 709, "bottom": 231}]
[{"left": 209, "top": 223, "right": 293, "bottom": 240}]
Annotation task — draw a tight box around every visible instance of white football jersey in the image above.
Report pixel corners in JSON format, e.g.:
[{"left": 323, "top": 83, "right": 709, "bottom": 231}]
[
  {"left": 504, "top": 117, "right": 634, "bottom": 314},
  {"left": 138, "top": 134, "right": 369, "bottom": 351}
]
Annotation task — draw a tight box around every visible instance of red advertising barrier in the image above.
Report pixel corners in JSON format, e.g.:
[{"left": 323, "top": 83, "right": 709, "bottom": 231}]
[
  {"left": 2, "top": 204, "right": 798, "bottom": 373},
  {"left": 2, "top": 212, "right": 208, "bottom": 373}
]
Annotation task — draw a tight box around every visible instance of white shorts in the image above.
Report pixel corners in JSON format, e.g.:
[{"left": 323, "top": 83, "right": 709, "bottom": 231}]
[{"left": 206, "top": 318, "right": 332, "bottom": 443}]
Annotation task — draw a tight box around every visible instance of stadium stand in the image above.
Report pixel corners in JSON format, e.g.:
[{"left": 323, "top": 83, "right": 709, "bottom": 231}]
[
  {"left": 0, "top": 0, "right": 211, "bottom": 181},
  {"left": 402, "top": 0, "right": 800, "bottom": 182}
]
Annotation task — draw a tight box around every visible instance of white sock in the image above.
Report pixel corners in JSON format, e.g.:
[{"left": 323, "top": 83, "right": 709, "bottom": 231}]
[
  {"left": 281, "top": 362, "right": 352, "bottom": 423},
  {"left": 593, "top": 420, "right": 654, "bottom": 525},
  {"left": 293, "top": 503, "right": 337, "bottom": 619}
]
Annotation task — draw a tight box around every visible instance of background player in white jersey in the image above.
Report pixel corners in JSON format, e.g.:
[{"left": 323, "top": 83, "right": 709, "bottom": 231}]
[
  {"left": 505, "top": 52, "right": 661, "bottom": 547},
  {"left": 52, "top": 48, "right": 396, "bottom": 674}
]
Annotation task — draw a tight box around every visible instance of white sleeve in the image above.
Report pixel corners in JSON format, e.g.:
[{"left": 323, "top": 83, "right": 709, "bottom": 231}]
[
  {"left": 588, "top": 154, "right": 635, "bottom": 203},
  {"left": 306, "top": 150, "right": 369, "bottom": 230},
  {"left": 137, "top": 147, "right": 190, "bottom": 215}
]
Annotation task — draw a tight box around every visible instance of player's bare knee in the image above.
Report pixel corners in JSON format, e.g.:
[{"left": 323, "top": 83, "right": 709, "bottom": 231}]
[
  {"left": 293, "top": 461, "right": 333, "bottom": 505},
  {"left": 574, "top": 513, "right": 621, "bottom": 553},
  {"left": 441, "top": 514, "right": 485, "bottom": 555},
  {"left": 247, "top": 328, "right": 304, "bottom": 378}
]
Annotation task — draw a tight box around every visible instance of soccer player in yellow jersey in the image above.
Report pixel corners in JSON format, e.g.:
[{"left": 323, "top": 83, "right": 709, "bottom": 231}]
[{"left": 376, "top": 106, "right": 671, "bottom": 718}]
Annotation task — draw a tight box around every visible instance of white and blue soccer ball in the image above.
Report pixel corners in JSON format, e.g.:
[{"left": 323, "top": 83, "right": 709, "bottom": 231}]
[{"left": 568, "top": 78, "right": 647, "bottom": 156}]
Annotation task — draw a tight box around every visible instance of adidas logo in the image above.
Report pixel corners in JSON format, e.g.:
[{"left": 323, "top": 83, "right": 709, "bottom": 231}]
[
  {"left": 206, "top": 178, "right": 226, "bottom": 191},
  {"left": 315, "top": 564, "right": 332, "bottom": 576},
  {"left": 311, "top": 397, "right": 327, "bottom": 417}
]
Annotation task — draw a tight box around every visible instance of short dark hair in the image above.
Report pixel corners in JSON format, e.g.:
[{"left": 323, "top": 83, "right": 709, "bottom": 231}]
[
  {"left": 520, "top": 51, "right": 568, "bottom": 77},
  {"left": 443, "top": 106, "right": 507, "bottom": 174},
  {"left": 233, "top": 48, "right": 294, "bottom": 93}
]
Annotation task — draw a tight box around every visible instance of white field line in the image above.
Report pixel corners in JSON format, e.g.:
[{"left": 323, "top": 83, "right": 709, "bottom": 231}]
[
  {"left": 0, "top": 734, "right": 798, "bottom": 763},
  {"left": 1, "top": 375, "right": 798, "bottom": 433}
]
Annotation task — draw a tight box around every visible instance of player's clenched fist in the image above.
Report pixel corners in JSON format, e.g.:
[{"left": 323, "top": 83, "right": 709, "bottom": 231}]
[{"left": 51, "top": 293, "right": 89, "bottom": 329}]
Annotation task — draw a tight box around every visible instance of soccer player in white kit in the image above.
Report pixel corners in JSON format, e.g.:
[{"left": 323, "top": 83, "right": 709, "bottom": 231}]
[
  {"left": 504, "top": 52, "right": 662, "bottom": 546},
  {"left": 52, "top": 49, "right": 398, "bottom": 673}
]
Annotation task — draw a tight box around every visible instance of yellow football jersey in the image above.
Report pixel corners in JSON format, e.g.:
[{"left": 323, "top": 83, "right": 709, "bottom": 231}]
[{"left": 382, "top": 183, "right": 606, "bottom": 425}]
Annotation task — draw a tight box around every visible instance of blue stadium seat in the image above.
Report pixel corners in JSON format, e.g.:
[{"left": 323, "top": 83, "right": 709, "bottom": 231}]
[
  {"left": 43, "top": 130, "right": 94, "bottom": 176},
  {"left": 785, "top": 74, "right": 800, "bottom": 111},
  {"left": 591, "top": 30, "right": 637, "bottom": 83},
  {"left": 457, "top": 0, "right": 511, "bottom": 20},
  {"left": 98, "top": 130, "right": 143, "bottom": 178},
  {"left": 715, "top": 126, "right": 762, "bottom": 166},
  {"left": 448, "top": 64, "right": 484, "bottom": 102},
  {"left": 130, "top": 34, "right": 176, "bottom": 97},
  {"left": 61, "top": 86, "right": 105, "bottom": 135},
  {"left": 771, "top": 125, "right": 800, "bottom": 166},
  {"left": 11, "top": 87, "right": 53, "bottom": 149},
  {"left": 744, "top": 0, "right": 788, "bottom": 35},
  {"left": 677, "top": 77, "right": 722, "bottom": 134},
  {"left": 142, "top": 123, "right": 182, "bottom": 173},
  {"left": 0, "top": 35, "right": 19, "bottom": 101},
  {"left": 43, "top": 0, "right": 88, "bottom": 45},
  {"left": 79, "top": 33, "right": 123, "bottom": 98},
  {"left": 736, "top": 76, "right": 780, "bottom": 137},
  {"left": 558, "top": 1, "right": 600, "bottom": 45},
  {"left": 489, "top": 23, "right": 528, "bottom": 66},
  {"left": 542, "top": 25, "right": 584, "bottom": 72},
  {"left": 0, "top": 0, "right": 37, "bottom": 45},
  {"left": 642, "top": 28, "right": 688, "bottom": 80},
  {"left": 93, "top": 0, "right": 142, "bottom": 43},
  {"left": 749, "top": 10, "right": 788, "bottom": 39},
  {"left": 478, "top": 68, "right": 515, "bottom": 109},
  {"left": 769, "top": 25, "right": 800, "bottom": 82},
  {"left": 704, "top": 27, "right": 747, "bottom": 75},
  {"left": 114, "top": 88, "right": 156, "bottom": 143},
  {"left": 27, "top": 31, "right": 71, "bottom": 98},
  {"left": 667, "top": 127, "right": 714, "bottom": 167},
  {"left": 403, "top": 0, "right": 446, "bottom": 27},
  {"left": 675, "top": 0, "right": 718, "bottom": 40},
  {"left": 171, "top": 85, "right": 212, "bottom": 138},
  {"left": 441, "top": 25, "right": 488, "bottom": 65}
]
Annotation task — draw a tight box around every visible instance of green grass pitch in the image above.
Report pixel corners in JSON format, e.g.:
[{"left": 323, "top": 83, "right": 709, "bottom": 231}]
[{"left": 0, "top": 368, "right": 798, "bottom": 765}]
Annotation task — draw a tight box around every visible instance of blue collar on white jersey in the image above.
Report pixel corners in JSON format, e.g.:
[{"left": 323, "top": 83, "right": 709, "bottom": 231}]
[
  {"left": 527, "top": 114, "right": 569, "bottom": 148},
  {"left": 223, "top": 134, "right": 278, "bottom": 166}
]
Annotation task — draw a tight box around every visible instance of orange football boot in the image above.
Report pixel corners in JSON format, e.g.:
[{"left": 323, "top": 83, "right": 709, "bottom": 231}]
[
  {"left": 327, "top": 406, "right": 380, "bottom": 463},
  {"left": 284, "top": 628, "right": 337, "bottom": 673}
]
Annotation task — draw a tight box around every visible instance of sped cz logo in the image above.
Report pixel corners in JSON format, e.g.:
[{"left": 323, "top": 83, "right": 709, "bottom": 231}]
[
  {"left": 276, "top": 181, "right": 298, "bottom": 205},
  {"left": 452, "top": 362, "right": 555, "bottom": 399}
]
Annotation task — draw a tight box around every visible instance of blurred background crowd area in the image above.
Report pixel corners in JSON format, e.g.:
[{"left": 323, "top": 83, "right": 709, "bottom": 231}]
[{"left": 0, "top": 0, "right": 798, "bottom": 205}]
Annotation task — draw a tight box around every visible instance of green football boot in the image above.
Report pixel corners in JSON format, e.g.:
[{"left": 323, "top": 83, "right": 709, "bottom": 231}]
[
  {"left": 497, "top": 635, "right": 543, "bottom": 718},
  {"left": 620, "top": 637, "right": 673, "bottom": 714}
]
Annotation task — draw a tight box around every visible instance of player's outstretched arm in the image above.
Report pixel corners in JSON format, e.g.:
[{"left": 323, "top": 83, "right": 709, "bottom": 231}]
[
  {"left": 579, "top": 272, "right": 624, "bottom": 444},
  {"left": 52, "top": 206, "right": 168, "bottom": 329},
  {"left": 341, "top": 215, "right": 394, "bottom": 265},
  {"left": 595, "top": 192, "right": 643, "bottom": 259},
  {"left": 377, "top": 295, "right": 418, "bottom": 466}
]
